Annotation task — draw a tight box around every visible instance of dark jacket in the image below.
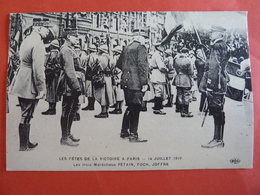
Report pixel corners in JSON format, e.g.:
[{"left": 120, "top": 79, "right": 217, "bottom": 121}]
[
  {"left": 118, "top": 41, "right": 149, "bottom": 91},
  {"left": 199, "top": 39, "right": 230, "bottom": 94},
  {"left": 173, "top": 53, "right": 194, "bottom": 88},
  {"left": 59, "top": 41, "right": 81, "bottom": 96}
]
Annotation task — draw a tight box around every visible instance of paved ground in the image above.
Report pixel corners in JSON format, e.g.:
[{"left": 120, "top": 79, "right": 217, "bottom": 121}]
[{"left": 6, "top": 91, "right": 254, "bottom": 171}]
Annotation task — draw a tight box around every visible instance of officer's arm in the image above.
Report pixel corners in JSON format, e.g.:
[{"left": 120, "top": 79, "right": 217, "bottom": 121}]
[
  {"left": 32, "top": 42, "right": 46, "bottom": 94},
  {"left": 137, "top": 45, "right": 149, "bottom": 86},
  {"left": 62, "top": 49, "right": 80, "bottom": 91},
  {"left": 116, "top": 51, "right": 123, "bottom": 70},
  {"left": 156, "top": 53, "right": 168, "bottom": 73}
]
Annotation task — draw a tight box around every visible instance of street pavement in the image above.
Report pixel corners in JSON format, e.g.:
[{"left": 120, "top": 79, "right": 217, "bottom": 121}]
[{"left": 6, "top": 92, "right": 254, "bottom": 170}]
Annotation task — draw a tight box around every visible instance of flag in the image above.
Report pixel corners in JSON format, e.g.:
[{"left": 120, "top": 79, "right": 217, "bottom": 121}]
[{"left": 225, "top": 61, "right": 245, "bottom": 101}]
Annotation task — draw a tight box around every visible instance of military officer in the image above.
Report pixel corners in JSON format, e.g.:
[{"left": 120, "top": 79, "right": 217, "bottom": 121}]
[
  {"left": 10, "top": 18, "right": 55, "bottom": 151},
  {"left": 173, "top": 47, "right": 194, "bottom": 117},
  {"left": 117, "top": 28, "right": 149, "bottom": 142},
  {"left": 93, "top": 44, "right": 115, "bottom": 118},
  {"left": 109, "top": 45, "right": 125, "bottom": 114},
  {"left": 200, "top": 26, "right": 230, "bottom": 148},
  {"left": 164, "top": 49, "right": 175, "bottom": 107},
  {"left": 42, "top": 39, "right": 61, "bottom": 115},
  {"left": 195, "top": 48, "right": 207, "bottom": 112},
  {"left": 82, "top": 44, "right": 98, "bottom": 111},
  {"left": 59, "top": 27, "right": 82, "bottom": 147},
  {"left": 150, "top": 43, "right": 168, "bottom": 115}
]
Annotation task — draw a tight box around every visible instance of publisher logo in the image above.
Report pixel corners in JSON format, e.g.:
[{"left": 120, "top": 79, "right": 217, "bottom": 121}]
[{"left": 230, "top": 158, "right": 241, "bottom": 164}]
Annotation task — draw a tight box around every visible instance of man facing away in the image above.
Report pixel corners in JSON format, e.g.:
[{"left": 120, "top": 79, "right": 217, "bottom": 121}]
[{"left": 117, "top": 28, "right": 149, "bottom": 142}]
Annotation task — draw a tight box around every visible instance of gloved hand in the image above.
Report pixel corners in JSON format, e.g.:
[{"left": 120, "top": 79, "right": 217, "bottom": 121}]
[{"left": 36, "top": 91, "right": 46, "bottom": 99}]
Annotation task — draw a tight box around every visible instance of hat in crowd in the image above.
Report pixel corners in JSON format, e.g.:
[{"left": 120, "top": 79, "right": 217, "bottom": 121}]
[
  {"left": 164, "top": 49, "right": 172, "bottom": 56},
  {"left": 33, "top": 18, "right": 50, "bottom": 28},
  {"left": 49, "top": 25, "right": 59, "bottom": 39},
  {"left": 88, "top": 44, "right": 97, "bottom": 52},
  {"left": 132, "top": 28, "right": 149, "bottom": 38},
  {"left": 50, "top": 39, "right": 59, "bottom": 48},
  {"left": 153, "top": 41, "right": 164, "bottom": 52},
  {"left": 181, "top": 47, "right": 189, "bottom": 53},
  {"left": 64, "top": 27, "right": 78, "bottom": 37},
  {"left": 99, "top": 44, "right": 108, "bottom": 54},
  {"left": 112, "top": 45, "right": 122, "bottom": 54},
  {"left": 74, "top": 44, "right": 80, "bottom": 49},
  {"left": 211, "top": 25, "right": 226, "bottom": 33}
]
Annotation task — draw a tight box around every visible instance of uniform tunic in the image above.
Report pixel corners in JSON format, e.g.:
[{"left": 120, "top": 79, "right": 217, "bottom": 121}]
[
  {"left": 45, "top": 50, "right": 61, "bottom": 103},
  {"left": 119, "top": 41, "right": 149, "bottom": 108},
  {"left": 85, "top": 53, "right": 98, "bottom": 97},
  {"left": 199, "top": 39, "right": 230, "bottom": 112},
  {"left": 94, "top": 53, "right": 115, "bottom": 106},
  {"left": 11, "top": 31, "right": 46, "bottom": 99}
]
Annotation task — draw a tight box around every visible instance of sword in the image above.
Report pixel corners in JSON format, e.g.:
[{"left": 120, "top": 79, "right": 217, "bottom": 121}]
[{"left": 201, "top": 98, "right": 208, "bottom": 127}]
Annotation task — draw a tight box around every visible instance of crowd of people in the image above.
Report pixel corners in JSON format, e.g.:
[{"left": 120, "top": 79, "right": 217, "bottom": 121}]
[{"left": 7, "top": 17, "right": 251, "bottom": 150}]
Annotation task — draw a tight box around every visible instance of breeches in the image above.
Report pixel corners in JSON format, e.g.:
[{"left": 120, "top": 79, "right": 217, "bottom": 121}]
[
  {"left": 176, "top": 87, "right": 191, "bottom": 105},
  {"left": 18, "top": 97, "right": 39, "bottom": 124},
  {"left": 208, "top": 93, "right": 225, "bottom": 115}
]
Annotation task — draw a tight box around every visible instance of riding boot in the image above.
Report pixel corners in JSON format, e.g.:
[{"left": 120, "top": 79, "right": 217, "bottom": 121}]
[
  {"left": 19, "top": 123, "right": 29, "bottom": 151},
  {"left": 121, "top": 109, "right": 130, "bottom": 138},
  {"left": 26, "top": 124, "right": 38, "bottom": 149}
]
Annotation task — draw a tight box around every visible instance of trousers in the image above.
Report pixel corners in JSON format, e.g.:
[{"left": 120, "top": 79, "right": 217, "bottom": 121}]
[
  {"left": 18, "top": 97, "right": 39, "bottom": 124},
  {"left": 60, "top": 95, "right": 79, "bottom": 138}
]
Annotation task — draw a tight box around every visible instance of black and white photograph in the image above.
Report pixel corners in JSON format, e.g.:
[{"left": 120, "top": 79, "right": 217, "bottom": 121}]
[{"left": 6, "top": 11, "right": 253, "bottom": 171}]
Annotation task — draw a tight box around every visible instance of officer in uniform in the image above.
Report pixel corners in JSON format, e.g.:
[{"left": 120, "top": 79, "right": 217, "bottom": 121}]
[
  {"left": 59, "top": 27, "right": 82, "bottom": 147},
  {"left": 82, "top": 44, "right": 98, "bottom": 111},
  {"left": 109, "top": 45, "right": 125, "bottom": 114},
  {"left": 93, "top": 44, "right": 115, "bottom": 118},
  {"left": 173, "top": 48, "right": 194, "bottom": 117},
  {"left": 200, "top": 26, "right": 230, "bottom": 148},
  {"left": 42, "top": 39, "right": 61, "bottom": 115},
  {"left": 118, "top": 28, "right": 149, "bottom": 142},
  {"left": 10, "top": 18, "right": 55, "bottom": 151},
  {"left": 150, "top": 43, "right": 168, "bottom": 115},
  {"left": 195, "top": 48, "right": 207, "bottom": 112},
  {"left": 164, "top": 49, "right": 175, "bottom": 107}
]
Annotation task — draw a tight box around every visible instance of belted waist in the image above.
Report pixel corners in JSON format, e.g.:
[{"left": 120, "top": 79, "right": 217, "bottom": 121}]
[
  {"left": 21, "top": 61, "right": 32, "bottom": 69},
  {"left": 101, "top": 70, "right": 113, "bottom": 76}
]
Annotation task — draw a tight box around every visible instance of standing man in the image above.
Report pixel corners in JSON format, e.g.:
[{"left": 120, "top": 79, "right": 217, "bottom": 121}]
[
  {"left": 150, "top": 44, "right": 168, "bottom": 115},
  {"left": 42, "top": 39, "right": 61, "bottom": 115},
  {"left": 164, "top": 49, "right": 175, "bottom": 107},
  {"left": 82, "top": 44, "right": 98, "bottom": 111},
  {"left": 173, "top": 48, "right": 194, "bottom": 117},
  {"left": 118, "top": 28, "right": 149, "bottom": 142},
  {"left": 201, "top": 26, "right": 230, "bottom": 148},
  {"left": 10, "top": 18, "right": 54, "bottom": 151},
  {"left": 59, "top": 27, "right": 82, "bottom": 147}
]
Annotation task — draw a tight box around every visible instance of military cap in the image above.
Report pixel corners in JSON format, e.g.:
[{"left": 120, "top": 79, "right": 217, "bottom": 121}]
[
  {"left": 50, "top": 39, "right": 59, "bottom": 48},
  {"left": 180, "top": 47, "right": 189, "bottom": 53},
  {"left": 112, "top": 45, "right": 122, "bottom": 54},
  {"left": 88, "top": 44, "right": 97, "bottom": 52},
  {"left": 164, "top": 49, "right": 172, "bottom": 56},
  {"left": 99, "top": 44, "right": 108, "bottom": 54}
]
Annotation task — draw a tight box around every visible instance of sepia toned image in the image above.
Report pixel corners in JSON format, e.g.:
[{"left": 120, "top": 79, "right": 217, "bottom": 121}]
[{"left": 6, "top": 11, "right": 253, "bottom": 171}]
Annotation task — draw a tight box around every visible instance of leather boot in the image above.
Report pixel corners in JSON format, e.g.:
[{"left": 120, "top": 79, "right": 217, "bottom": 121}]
[
  {"left": 42, "top": 103, "right": 56, "bottom": 115},
  {"left": 219, "top": 112, "right": 225, "bottom": 141},
  {"left": 82, "top": 97, "right": 95, "bottom": 111},
  {"left": 19, "top": 123, "right": 29, "bottom": 151},
  {"left": 26, "top": 124, "right": 38, "bottom": 149},
  {"left": 181, "top": 105, "right": 193, "bottom": 117}
]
